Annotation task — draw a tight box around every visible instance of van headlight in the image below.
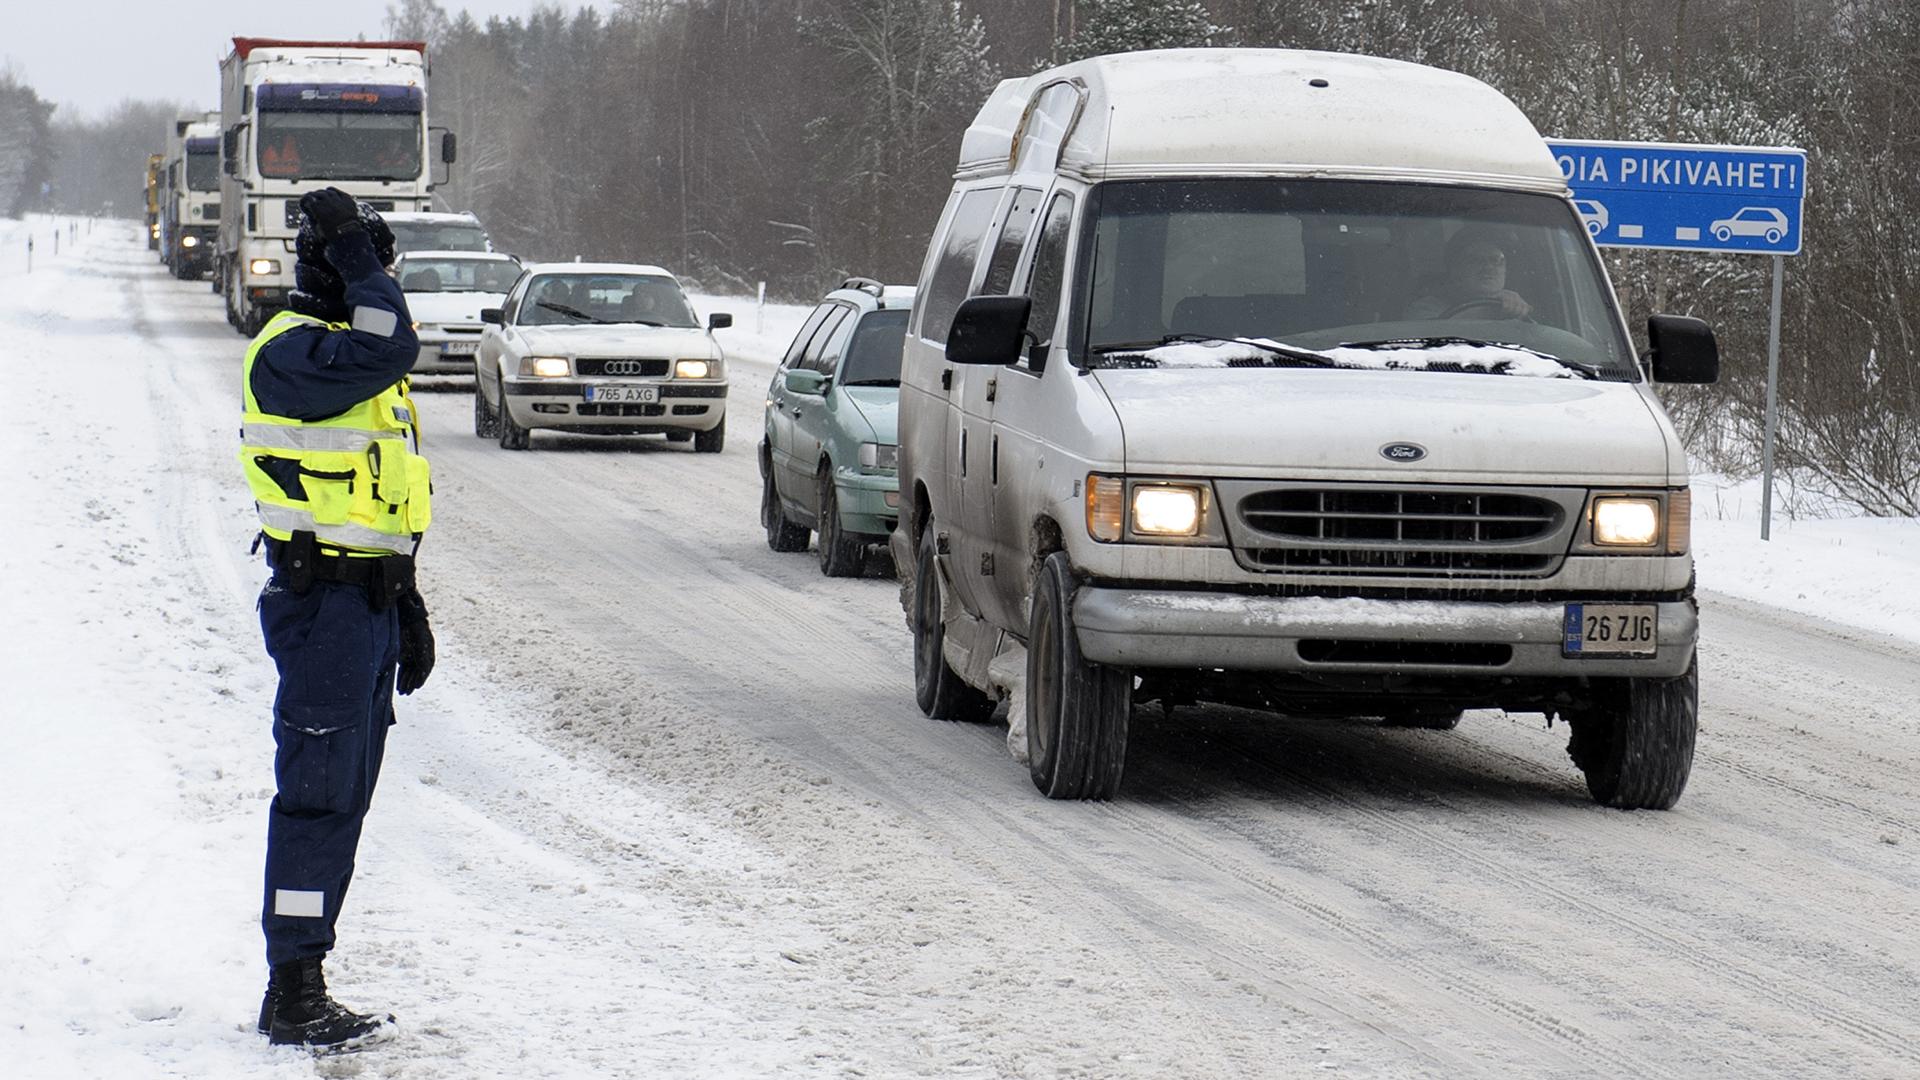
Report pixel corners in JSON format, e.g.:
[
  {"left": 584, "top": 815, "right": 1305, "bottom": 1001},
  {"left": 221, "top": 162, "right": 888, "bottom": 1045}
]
[
  {"left": 1591, "top": 496, "right": 1662, "bottom": 546},
  {"left": 524, "top": 356, "right": 570, "bottom": 378},
  {"left": 674, "top": 359, "right": 712, "bottom": 379},
  {"left": 858, "top": 442, "right": 897, "bottom": 472},
  {"left": 248, "top": 258, "right": 280, "bottom": 276},
  {"left": 1132, "top": 484, "right": 1205, "bottom": 537}
]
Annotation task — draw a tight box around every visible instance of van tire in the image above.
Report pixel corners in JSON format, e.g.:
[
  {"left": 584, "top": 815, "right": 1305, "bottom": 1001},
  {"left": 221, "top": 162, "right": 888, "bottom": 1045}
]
[
  {"left": 1568, "top": 659, "right": 1698, "bottom": 810},
  {"left": 817, "top": 472, "right": 863, "bottom": 578},
  {"left": 912, "top": 526, "right": 994, "bottom": 722},
  {"left": 1027, "top": 552, "right": 1130, "bottom": 800},
  {"left": 497, "top": 378, "right": 532, "bottom": 450},
  {"left": 762, "top": 459, "right": 809, "bottom": 553}
]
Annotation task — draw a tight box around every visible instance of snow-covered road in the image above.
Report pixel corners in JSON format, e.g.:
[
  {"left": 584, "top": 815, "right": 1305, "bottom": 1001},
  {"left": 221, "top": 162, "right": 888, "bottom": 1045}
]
[{"left": 5, "top": 222, "right": 1919, "bottom": 1079}]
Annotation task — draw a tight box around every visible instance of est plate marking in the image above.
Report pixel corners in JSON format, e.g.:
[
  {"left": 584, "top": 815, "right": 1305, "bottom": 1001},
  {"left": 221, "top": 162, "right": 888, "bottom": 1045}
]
[
  {"left": 1563, "top": 603, "right": 1658, "bottom": 658},
  {"left": 584, "top": 385, "right": 659, "bottom": 403}
]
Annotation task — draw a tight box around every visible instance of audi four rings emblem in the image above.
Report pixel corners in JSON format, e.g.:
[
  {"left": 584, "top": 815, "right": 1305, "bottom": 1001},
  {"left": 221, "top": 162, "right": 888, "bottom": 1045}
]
[
  {"left": 603, "top": 360, "right": 646, "bottom": 375},
  {"left": 1380, "top": 442, "right": 1427, "bottom": 462}
]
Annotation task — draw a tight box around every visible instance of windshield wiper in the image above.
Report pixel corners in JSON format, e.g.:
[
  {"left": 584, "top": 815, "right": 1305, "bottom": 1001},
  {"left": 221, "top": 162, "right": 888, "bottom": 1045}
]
[
  {"left": 535, "top": 301, "right": 610, "bottom": 325},
  {"left": 1089, "top": 332, "right": 1334, "bottom": 368},
  {"left": 1336, "top": 337, "right": 1601, "bottom": 380}
]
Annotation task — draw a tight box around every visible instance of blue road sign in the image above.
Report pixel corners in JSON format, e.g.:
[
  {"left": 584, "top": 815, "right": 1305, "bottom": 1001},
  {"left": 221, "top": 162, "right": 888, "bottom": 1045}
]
[{"left": 1545, "top": 139, "right": 1806, "bottom": 256}]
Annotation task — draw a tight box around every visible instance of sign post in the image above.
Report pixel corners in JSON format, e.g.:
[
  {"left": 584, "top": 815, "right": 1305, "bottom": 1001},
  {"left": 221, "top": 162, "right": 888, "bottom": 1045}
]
[{"left": 1546, "top": 139, "right": 1806, "bottom": 540}]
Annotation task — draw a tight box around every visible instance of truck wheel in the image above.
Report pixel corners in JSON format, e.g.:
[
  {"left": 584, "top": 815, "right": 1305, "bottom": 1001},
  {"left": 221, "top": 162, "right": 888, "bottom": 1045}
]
[
  {"left": 473, "top": 380, "right": 499, "bottom": 438},
  {"left": 1027, "top": 552, "right": 1130, "bottom": 800},
  {"left": 1381, "top": 708, "right": 1464, "bottom": 731},
  {"left": 762, "top": 458, "right": 809, "bottom": 553},
  {"left": 1568, "top": 659, "right": 1698, "bottom": 810},
  {"left": 497, "top": 378, "right": 532, "bottom": 450},
  {"left": 817, "top": 472, "right": 863, "bottom": 578},
  {"left": 912, "top": 526, "right": 995, "bottom": 722},
  {"left": 694, "top": 416, "right": 725, "bottom": 454}
]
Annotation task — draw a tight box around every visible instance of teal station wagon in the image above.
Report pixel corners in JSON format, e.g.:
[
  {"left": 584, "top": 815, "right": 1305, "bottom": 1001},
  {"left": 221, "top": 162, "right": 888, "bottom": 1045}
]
[{"left": 760, "top": 279, "right": 912, "bottom": 576}]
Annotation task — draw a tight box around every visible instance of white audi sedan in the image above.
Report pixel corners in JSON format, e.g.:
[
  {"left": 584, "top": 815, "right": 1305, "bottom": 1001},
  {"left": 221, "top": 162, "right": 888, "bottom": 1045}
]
[
  {"left": 473, "top": 263, "right": 732, "bottom": 452},
  {"left": 394, "top": 250, "right": 523, "bottom": 375}
]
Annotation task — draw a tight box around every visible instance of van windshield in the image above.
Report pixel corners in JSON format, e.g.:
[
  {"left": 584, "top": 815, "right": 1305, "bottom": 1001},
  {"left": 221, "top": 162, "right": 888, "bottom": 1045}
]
[{"left": 1080, "top": 179, "right": 1636, "bottom": 380}]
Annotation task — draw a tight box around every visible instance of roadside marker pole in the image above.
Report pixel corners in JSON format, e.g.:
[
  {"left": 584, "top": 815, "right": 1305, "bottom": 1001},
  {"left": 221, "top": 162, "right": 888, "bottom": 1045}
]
[
  {"left": 26, "top": 236, "right": 32, "bottom": 273},
  {"left": 1760, "top": 254, "right": 1784, "bottom": 540},
  {"left": 756, "top": 281, "right": 766, "bottom": 335}
]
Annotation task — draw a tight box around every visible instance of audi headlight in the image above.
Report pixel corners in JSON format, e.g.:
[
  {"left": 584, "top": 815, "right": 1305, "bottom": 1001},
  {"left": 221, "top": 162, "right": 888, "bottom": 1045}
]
[
  {"left": 1132, "top": 485, "right": 1204, "bottom": 537},
  {"left": 674, "top": 359, "right": 711, "bottom": 379},
  {"left": 858, "top": 442, "right": 898, "bottom": 471},
  {"left": 248, "top": 258, "right": 280, "bottom": 276},
  {"left": 524, "top": 356, "right": 570, "bottom": 378},
  {"left": 180, "top": 235, "right": 199, "bottom": 248},
  {"left": 1591, "top": 496, "right": 1662, "bottom": 547}
]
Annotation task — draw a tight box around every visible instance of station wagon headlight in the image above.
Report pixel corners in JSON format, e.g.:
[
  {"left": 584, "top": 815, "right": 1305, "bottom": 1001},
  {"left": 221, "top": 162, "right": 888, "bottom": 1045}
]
[
  {"left": 248, "top": 258, "right": 280, "bottom": 276},
  {"left": 1591, "top": 496, "right": 1662, "bottom": 546},
  {"left": 858, "top": 442, "right": 897, "bottom": 472},
  {"left": 674, "top": 359, "right": 711, "bottom": 379},
  {"left": 1132, "top": 484, "right": 1205, "bottom": 537},
  {"left": 524, "top": 356, "right": 570, "bottom": 378}
]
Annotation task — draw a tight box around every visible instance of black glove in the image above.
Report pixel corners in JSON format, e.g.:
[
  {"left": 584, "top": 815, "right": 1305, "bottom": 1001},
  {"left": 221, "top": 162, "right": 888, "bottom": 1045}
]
[
  {"left": 299, "top": 187, "right": 365, "bottom": 243},
  {"left": 396, "top": 587, "right": 435, "bottom": 696}
]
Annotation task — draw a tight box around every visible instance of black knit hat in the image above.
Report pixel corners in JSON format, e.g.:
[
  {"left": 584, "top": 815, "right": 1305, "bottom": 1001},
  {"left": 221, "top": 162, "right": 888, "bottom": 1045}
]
[{"left": 289, "top": 201, "right": 397, "bottom": 317}]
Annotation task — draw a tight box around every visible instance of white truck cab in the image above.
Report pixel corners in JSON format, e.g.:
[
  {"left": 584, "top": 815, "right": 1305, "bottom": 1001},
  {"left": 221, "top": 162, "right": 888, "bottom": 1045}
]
[{"left": 891, "top": 49, "right": 1720, "bottom": 808}]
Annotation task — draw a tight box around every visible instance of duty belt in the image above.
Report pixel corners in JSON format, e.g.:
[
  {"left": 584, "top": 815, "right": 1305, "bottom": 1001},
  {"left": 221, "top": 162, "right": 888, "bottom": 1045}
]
[{"left": 269, "top": 530, "right": 416, "bottom": 611}]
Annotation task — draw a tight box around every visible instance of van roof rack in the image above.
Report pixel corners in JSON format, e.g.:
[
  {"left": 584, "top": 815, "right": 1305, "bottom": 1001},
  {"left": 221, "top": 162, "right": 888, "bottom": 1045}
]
[{"left": 839, "top": 276, "right": 885, "bottom": 298}]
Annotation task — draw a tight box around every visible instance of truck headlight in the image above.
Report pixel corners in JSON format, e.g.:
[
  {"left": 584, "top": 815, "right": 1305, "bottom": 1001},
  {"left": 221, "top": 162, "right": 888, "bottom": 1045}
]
[
  {"left": 1132, "top": 484, "right": 1204, "bottom": 537},
  {"left": 857, "top": 442, "right": 897, "bottom": 471},
  {"left": 180, "top": 235, "right": 199, "bottom": 248},
  {"left": 524, "top": 356, "right": 570, "bottom": 378},
  {"left": 1591, "top": 496, "right": 1661, "bottom": 546},
  {"left": 248, "top": 258, "right": 280, "bottom": 276},
  {"left": 674, "top": 359, "right": 711, "bottom": 379}
]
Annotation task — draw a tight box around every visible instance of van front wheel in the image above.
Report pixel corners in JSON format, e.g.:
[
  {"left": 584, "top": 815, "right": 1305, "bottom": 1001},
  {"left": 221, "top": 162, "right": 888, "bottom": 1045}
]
[
  {"left": 1568, "top": 659, "right": 1698, "bottom": 810},
  {"left": 1027, "top": 552, "right": 1130, "bottom": 800}
]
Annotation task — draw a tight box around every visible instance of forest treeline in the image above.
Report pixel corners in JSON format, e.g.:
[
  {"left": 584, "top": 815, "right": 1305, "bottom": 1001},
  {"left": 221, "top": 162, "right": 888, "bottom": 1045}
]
[{"left": 23, "top": 0, "right": 1920, "bottom": 513}]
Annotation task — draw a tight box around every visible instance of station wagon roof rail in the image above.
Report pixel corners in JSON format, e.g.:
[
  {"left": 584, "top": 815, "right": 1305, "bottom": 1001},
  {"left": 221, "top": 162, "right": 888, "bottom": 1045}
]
[
  {"left": 839, "top": 276, "right": 887, "bottom": 298},
  {"left": 954, "top": 48, "right": 1567, "bottom": 194}
]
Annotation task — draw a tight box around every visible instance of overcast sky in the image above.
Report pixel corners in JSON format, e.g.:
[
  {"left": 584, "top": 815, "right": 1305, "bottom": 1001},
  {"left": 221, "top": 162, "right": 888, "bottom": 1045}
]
[{"left": 6, "top": 1, "right": 581, "bottom": 119}]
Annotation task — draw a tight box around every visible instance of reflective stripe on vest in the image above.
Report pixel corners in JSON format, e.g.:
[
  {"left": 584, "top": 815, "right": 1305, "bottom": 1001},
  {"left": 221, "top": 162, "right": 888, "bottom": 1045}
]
[{"left": 240, "top": 309, "right": 432, "bottom": 557}]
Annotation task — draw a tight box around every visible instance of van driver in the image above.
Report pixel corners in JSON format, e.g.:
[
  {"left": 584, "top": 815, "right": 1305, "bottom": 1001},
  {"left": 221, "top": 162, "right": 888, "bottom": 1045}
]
[{"left": 1405, "top": 226, "right": 1532, "bottom": 320}]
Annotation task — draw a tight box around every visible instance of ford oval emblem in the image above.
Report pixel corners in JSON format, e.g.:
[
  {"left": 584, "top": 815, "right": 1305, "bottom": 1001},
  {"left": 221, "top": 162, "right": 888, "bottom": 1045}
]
[{"left": 1381, "top": 442, "right": 1427, "bottom": 463}]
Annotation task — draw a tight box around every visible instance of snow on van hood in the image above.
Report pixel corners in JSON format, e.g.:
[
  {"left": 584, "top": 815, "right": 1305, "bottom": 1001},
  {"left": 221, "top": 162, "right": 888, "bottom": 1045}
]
[
  {"left": 839, "top": 385, "right": 898, "bottom": 444},
  {"left": 1091, "top": 366, "right": 1676, "bottom": 484},
  {"left": 512, "top": 324, "right": 720, "bottom": 358},
  {"left": 405, "top": 291, "right": 507, "bottom": 327}
]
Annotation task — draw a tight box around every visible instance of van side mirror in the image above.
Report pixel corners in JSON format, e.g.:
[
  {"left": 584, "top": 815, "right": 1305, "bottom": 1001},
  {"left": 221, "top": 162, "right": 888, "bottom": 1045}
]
[
  {"left": 480, "top": 308, "right": 504, "bottom": 325},
  {"left": 946, "top": 295, "right": 1032, "bottom": 365},
  {"left": 784, "top": 368, "right": 828, "bottom": 396},
  {"left": 1647, "top": 314, "right": 1719, "bottom": 384},
  {"left": 708, "top": 312, "right": 733, "bottom": 330}
]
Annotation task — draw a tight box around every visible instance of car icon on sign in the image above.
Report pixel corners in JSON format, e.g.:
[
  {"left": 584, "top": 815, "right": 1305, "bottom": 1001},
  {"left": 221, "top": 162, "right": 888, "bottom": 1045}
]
[
  {"left": 1709, "top": 206, "right": 1787, "bottom": 244},
  {"left": 1571, "top": 199, "right": 1608, "bottom": 236}
]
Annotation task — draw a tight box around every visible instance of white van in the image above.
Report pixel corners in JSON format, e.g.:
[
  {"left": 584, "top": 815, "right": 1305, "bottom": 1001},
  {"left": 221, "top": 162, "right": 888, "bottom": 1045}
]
[{"left": 890, "top": 49, "right": 1720, "bottom": 808}]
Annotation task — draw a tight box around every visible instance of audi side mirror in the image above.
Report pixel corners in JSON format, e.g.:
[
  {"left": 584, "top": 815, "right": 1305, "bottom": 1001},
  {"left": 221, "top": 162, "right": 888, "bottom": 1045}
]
[
  {"left": 1647, "top": 314, "right": 1719, "bottom": 384},
  {"left": 708, "top": 312, "right": 733, "bottom": 330},
  {"left": 946, "top": 295, "right": 1032, "bottom": 366},
  {"left": 480, "top": 308, "right": 504, "bottom": 325}
]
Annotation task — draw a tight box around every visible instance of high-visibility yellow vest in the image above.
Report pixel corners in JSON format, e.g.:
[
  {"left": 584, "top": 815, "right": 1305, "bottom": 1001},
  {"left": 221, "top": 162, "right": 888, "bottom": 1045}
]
[{"left": 239, "top": 310, "right": 431, "bottom": 556}]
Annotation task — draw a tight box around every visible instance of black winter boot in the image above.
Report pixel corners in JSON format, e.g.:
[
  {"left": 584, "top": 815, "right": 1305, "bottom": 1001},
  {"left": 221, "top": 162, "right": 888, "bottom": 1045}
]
[{"left": 262, "top": 957, "right": 396, "bottom": 1049}]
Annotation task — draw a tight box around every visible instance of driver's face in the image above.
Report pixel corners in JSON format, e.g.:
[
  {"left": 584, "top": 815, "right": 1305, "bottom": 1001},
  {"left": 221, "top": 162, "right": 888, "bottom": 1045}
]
[{"left": 1452, "top": 242, "right": 1507, "bottom": 293}]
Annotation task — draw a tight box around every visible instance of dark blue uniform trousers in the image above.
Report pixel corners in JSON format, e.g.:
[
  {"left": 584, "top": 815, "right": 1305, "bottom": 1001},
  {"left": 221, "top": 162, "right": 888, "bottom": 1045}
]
[{"left": 258, "top": 576, "right": 400, "bottom": 967}]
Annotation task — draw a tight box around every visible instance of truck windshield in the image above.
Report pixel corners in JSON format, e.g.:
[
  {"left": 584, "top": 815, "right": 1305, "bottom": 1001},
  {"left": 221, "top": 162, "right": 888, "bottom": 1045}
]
[
  {"left": 1080, "top": 179, "right": 1636, "bottom": 380},
  {"left": 186, "top": 150, "right": 219, "bottom": 192},
  {"left": 256, "top": 112, "right": 421, "bottom": 181}
]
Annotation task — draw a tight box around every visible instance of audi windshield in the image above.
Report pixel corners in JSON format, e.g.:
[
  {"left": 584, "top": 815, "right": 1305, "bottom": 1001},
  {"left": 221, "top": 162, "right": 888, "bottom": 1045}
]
[
  {"left": 1079, "top": 179, "right": 1636, "bottom": 380},
  {"left": 519, "top": 275, "right": 698, "bottom": 328}
]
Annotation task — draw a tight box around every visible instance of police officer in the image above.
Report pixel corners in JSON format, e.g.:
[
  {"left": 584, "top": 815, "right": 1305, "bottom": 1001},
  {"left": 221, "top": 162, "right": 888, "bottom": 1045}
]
[{"left": 242, "top": 187, "right": 434, "bottom": 1049}]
